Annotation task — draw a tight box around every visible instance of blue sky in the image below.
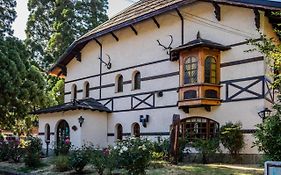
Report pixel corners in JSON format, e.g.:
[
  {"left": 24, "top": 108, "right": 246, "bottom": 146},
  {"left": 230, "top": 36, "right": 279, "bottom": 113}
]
[{"left": 12, "top": 0, "right": 134, "bottom": 40}]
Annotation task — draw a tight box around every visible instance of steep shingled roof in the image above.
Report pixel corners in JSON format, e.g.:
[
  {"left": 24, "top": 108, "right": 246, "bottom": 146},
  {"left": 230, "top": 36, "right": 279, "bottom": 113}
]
[{"left": 49, "top": 0, "right": 281, "bottom": 77}]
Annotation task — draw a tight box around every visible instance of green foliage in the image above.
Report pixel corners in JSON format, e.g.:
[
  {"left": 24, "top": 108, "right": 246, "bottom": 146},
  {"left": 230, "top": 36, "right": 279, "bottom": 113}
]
[
  {"left": 0, "top": 37, "right": 52, "bottom": 129},
  {"left": 192, "top": 138, "right": 220, "bottom": 164},
  {"left": 0, "top": 0, "right": 17, "bottom": 36},
  {"left": 24, "top": 136, "right": 42, "bottom": 167},
  {"left": 220, "top": 122, "right": 244, "bottom": 158},
  {"left": 0, "top": 141, "right": 10, "bottom": 161},
  {"left": 53, "top": 155, "right": 70, "bottom": 172},
  {"left": 151, "top": 137, "right": 170, "bottom": 161},
  {"left": 9, "top": 140, "right": 25, "bottom": 163},
  {"left": 254, "top": 102, "right": 281, "bottom": 161},
  {"left": 111, "top": 137, "right": 153, "bottom": 175},
  {"left": 69, "top": 146, "right": 90, "bottom": 173},
  {"left": 90, "top": 148, "right": 111, "bottom": 175},
  {"left": 26, "top": 0, "right": 108, "bottom": 69}
]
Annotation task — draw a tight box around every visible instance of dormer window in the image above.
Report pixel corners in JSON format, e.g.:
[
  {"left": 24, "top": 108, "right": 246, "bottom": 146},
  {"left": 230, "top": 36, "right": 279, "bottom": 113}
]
[{"left": 171, "top": 32, "right": 230, "bottom": 112}]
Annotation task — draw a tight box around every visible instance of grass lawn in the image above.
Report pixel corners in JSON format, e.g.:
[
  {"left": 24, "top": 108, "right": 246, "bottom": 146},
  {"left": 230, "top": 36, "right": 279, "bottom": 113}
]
[
  {"left": 0, "top": 159, "right": 264, "bottom": 175},
  {"left": 147, "top": 161, "right": 263, "bottom": 175}
]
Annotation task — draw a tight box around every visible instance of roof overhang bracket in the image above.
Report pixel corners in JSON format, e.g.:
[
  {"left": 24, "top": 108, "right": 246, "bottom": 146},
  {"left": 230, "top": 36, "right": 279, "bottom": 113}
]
[
  {"left": 152, "top": 17, "right": 160, "bottom": 28},
  {"left": 254, "top": 9, "right": 260, "bottom": 30},
  {"left": 58, "top": 64, "right": 67, "bottom": 76},
  {"left": 212, "top": 2, "right": 221, "bottom": 21},
  {"left": 74, "top": 51, "right": 82, "bottom": 62},
  {"left": 130, "top": 25, "right": 138, "bottom": 35},
  {"left": 110, "top": 32, "right": 119, "bottom": 42}
]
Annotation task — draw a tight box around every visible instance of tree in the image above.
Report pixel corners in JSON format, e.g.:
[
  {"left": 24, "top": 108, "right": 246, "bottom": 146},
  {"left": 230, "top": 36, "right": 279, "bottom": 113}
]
[
  {"left": 252, "top": 12, "right": 281, "bottom": 161},
  {"left": 220, "top": 122, "right": 244, "bottom": 160},
  {"left": 26, "top": 0, "right": 108, "bottom": 69},
  {"left": 0, "top": 37, "right": 53, "bottom": 129},
  {"left": 0, "top": 0, "right": 17, "bottom": 36}
]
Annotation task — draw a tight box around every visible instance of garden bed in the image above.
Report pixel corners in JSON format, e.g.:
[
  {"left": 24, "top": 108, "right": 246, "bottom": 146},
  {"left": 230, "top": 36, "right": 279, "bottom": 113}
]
[{"left": 0, "top": 159, "right": 264, "bottom": 175}]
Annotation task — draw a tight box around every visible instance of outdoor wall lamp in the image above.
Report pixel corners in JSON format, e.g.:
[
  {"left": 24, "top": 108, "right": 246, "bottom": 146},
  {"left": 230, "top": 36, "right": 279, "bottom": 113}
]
[
  {"left": 78, "top": 116, "right": 85, "bottom": 127},
  {"left": 258, "top": 108, "right": 272, "bottom": 121},
  {"left": 140, "top": 115, "right": 149, "bottom": 127}
]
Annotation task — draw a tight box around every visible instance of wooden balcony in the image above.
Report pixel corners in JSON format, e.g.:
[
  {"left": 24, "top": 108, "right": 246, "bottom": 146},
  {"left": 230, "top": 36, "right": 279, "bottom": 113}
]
[{"left": 178, "top": 83, "right": 221, "bottom": 112}]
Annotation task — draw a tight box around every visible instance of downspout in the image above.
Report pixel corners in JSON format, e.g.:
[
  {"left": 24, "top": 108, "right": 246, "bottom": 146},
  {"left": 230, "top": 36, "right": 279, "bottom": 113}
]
[
  {"left": 176, "top": 8, "right": 184, "bottom": 45},
  {"left": 94, "top": 39, "right": 102, "bottom": 99}
]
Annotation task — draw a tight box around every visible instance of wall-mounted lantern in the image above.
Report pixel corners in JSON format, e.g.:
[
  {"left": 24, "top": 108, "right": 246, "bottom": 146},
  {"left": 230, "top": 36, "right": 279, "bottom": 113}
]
[
  {"left": 140, "top": 115, "right": 149, "bottom": 127},
  {"left": 258, "top": 108, "right": 272, "bottom": 121},
  {"left": 78, "top": 116, "right": 85, "bottom": 127}
]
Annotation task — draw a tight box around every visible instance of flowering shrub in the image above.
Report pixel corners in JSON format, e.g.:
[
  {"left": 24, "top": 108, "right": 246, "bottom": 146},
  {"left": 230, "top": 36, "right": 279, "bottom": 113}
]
[
  {"left": 54, "top": 137, "right": 71, "bottom": 155},
  {"left": 24, "top": 136, "right": 42, "bottom": 167},
  {"left": 69, "top": 146, "right": 90, "bottom": 173},
  {"left": 90, "top": 147, "right": 117, "bottom": 175},
  {"left": 111, "top": 137, "right": 153, "bottom": 175}
]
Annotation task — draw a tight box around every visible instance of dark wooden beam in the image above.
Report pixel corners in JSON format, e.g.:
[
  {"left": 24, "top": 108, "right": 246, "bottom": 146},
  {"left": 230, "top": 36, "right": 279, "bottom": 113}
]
[
  {"left": 152, "top": 17, "right": 160, "bottom": 28},
  {"left": 75, "top": 52, "right": 81, "bottom": 62},
  {"left": 130, "top": 25, "right": 138, "bottom": 35},
  {"left": 58, "top": 65, "right": 67, "bottom": 76},
  {"left": 212, "top": 2, "right": 221, "bottom": 21},
  {"left": 254, "top": 9, "right": 260, "bottom": 29},
  {"left": 110, "top": 32, "right": 119, "bottom": 41}
]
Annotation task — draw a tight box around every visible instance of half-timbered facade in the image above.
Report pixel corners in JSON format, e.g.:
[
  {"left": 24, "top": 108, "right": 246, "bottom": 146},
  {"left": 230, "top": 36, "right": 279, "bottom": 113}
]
[{"left": 34, "top": 0, "right": 281, "bottom": 157}]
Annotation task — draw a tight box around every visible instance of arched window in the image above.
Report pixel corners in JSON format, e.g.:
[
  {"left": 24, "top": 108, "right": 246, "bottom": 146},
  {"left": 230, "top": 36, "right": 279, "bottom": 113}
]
[
  {"left": 45, "top": 124, "right": 50, "bottom": 142},
  {"left": 116, "top": 75, "right": 123, "bottom": 93},
  {"left": 115, "top": 123, "right": 123, "bottom": 140},
  {"left": 184, "top": 57, "right": 198, "bottom": 84},
  {"left": 205, "top": 56, "right": 217, "bottom": 84},
  {"left": 83, "top": 81, "right": 90, "bottom": 98},
  {"left": 71, "top": 84, "right": 77, "bottom": 100},
  {"left": 131, "top": 123, "right": 140, "bottom": 137},
  {"left": 180, "top": 117, "right": 219, "bottom": 142},
  {"left": 132, "top": 71, "right": 141, "bottom": 90}
]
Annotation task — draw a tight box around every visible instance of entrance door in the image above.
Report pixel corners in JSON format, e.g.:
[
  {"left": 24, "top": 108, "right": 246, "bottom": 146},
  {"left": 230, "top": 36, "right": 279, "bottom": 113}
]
[{"left": 56, "top": 120, "right": 70, "bottom": 145}]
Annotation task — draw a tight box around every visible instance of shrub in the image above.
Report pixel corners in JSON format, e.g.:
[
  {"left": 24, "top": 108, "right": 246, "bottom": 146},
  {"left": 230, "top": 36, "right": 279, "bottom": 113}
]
[
  {"left": 151, "top": 137, "right": 169, "bottom": 161},
  {"left": 9, "top": 139, "right": 25, "bottom": 163},
  {"left": 0, "top": 141, "right": 10, "bottom": 161},
  {"left": 24, "top": 136, "right": 42, "bottom": 167},
  {"left": 254, "top": 105, "right": 281, "bottom": 161},
  {"left": 192, "top": 138, "right": 220, "bottom": 164},
  {"left": 69, "top": 146, "right": 90, "bottom": 173},
  {"left": 53, "top": 155, "right": 70, "bottom": 172},
  {"left": 220, "top": 122, "right": 244, "bottom": 160},
  {"left": 90, "top": 148, "right": 110, "bottom": 175},
  {"left": 54, "top": 137, "right": 71, "bottom": 155},
  {"left": 111, "top": 137, "right": 153, "bottom": 175}
]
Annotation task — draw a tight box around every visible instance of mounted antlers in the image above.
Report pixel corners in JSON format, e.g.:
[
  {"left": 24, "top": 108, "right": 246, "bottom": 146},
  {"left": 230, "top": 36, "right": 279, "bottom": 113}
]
[
  {"left": 99, "top": 54, "right": 112, "bottom": 69},
  {"left": 157, "top": 35, "right": 173, "bottom": 55}
]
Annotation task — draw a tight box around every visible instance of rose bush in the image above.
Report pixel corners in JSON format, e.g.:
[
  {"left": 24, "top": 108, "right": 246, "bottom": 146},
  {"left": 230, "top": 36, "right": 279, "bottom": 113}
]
[{"left": 111, "top": 137, "right": 153, "bottom": 175}]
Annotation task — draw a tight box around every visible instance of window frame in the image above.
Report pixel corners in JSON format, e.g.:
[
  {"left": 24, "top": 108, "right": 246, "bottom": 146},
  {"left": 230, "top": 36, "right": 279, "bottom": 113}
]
[
  {"left": 115, "top": 123, "right": 123, "bottom": 140},
  {"left": 132, "top": 71, "right": 141, "bottom": 90},
  {"left": 116, "top": 74, "right": 124, "bottom": 93},
  {"left": 204, "top": 56, "right": 217, "bottom": 84},
  {"left": 180, "top": 117, "right": 219, "bottom": 142},
  {"left": 83, "top": 81, "right": 90, "bottom": 98},
  {"left": 184, "top": 56, "right": 198, "bottom": 84},
  {"left": 45, "top": 124, "right": 50, "bottom": 142},
  {"left": 131, "top": 123, "right": 140, "bottom": 137},
  {"left": 71, "top": 84, "right": 77, "bottom": 100}
]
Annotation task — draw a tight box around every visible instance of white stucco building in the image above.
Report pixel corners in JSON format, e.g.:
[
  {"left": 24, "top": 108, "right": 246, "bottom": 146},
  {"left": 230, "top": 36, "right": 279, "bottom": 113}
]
[{"left": 34, "top": 0, "right": 281, "bottom": 158}]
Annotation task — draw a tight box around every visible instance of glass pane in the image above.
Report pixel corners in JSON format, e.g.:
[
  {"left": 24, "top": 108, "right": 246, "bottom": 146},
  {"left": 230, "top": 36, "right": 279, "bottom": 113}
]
[
  {"left": 205, "top": 57, "right": 217, "bottom": 84},
  {"left": 184, "top": 57, "right": 198, "bottom": 84}
]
